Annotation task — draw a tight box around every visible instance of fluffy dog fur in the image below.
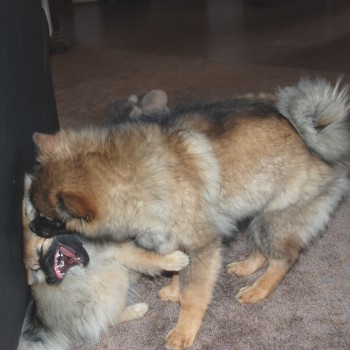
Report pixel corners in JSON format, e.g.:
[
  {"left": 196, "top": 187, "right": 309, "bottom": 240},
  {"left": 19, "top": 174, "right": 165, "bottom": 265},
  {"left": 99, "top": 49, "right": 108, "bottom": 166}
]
[
  {"left": 19, "top": 175, "right": 190, "bottom": 350},
  {"left": 29, "top": 78, "right": 350, "bottom": 349}
]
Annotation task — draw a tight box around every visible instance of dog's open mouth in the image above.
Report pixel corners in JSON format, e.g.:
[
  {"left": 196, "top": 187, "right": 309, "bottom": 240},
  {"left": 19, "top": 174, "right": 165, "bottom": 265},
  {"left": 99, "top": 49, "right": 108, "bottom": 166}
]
[
  {"left": 53, "top": 242, "right": 87, "bottom": 280},
  {"left": 40, "top": 234, "right": 90, "bottom": 284}
]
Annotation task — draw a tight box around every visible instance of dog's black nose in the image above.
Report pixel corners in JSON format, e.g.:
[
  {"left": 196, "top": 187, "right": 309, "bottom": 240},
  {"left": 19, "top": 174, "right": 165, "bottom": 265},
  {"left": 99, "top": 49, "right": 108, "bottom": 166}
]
[
  {"left": 29, "top": 216, "right": 57, "bottom": 238},
  {"left": 29, "top": 215, "right": 71, "bottom": 238},
  {"left": 29, "top": 220, "right": 37, "bottom": 234},
  {"left": 29, "top": 216, "right": 44, "bottom": 235}
]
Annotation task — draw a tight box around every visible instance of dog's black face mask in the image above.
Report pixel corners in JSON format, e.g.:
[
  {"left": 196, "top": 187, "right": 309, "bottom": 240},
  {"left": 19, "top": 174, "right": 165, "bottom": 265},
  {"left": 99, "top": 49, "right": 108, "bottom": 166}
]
[
  {"left": 30, "top": 215, "right": 71, "bottom": 238},
  {"left": 39, "top": 234, "right": 90, "bottom": 285}
]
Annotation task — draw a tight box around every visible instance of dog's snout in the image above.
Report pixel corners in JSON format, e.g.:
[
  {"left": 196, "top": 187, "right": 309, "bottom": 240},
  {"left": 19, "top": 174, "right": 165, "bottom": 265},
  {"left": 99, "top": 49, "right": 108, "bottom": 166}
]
[
  {"left": 29, "top": 216, "right": 42, "bottom": 235},
  {"left": 29, "top": 215, "right": 72, "bottom": 238},
  {"left": 29, "top": 216, "right": 55, "bottom": 238}
]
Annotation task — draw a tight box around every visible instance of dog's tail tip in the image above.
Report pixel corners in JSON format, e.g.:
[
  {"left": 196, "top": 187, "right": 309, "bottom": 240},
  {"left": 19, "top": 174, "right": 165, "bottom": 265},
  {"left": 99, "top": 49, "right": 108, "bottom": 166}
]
[
  {"left": 276, "top": 77, "right": 350, "bottom": 126},
  {"left": 276, "top": 77, "right": 350, "bottom": 166}
]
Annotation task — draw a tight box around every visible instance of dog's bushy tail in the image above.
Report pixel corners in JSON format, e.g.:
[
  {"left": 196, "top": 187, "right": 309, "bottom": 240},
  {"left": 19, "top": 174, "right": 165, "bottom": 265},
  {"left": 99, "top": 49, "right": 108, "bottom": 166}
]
[{"left": 276, "top": 78, "right": 350, "bottom": 166}]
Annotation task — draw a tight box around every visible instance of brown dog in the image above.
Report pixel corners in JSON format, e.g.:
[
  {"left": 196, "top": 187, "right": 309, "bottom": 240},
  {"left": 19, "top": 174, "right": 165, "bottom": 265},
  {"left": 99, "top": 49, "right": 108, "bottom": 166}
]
[{"left": 29, "top": 78, "right": 350, "bottom": 349}]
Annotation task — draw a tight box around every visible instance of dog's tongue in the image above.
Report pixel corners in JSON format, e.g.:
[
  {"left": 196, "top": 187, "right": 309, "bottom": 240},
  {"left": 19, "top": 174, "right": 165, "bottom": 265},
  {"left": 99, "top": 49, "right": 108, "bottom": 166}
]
[{"left": 59, "top": 245, "right": 78, "bottom": 260}]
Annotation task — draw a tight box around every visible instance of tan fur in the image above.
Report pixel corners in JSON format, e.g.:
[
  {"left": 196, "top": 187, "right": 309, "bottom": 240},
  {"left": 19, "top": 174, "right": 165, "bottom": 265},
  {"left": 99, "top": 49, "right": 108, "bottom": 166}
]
[
  {"left": 29, "top": 82, "right": 350, "bottom": 349},
  {"left": 158, "top": 273, "right": 180, "bottom": 302}
]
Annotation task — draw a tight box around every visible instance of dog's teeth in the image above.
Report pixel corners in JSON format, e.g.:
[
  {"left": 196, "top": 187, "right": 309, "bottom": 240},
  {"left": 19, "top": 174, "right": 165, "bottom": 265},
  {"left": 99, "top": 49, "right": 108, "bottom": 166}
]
[{"left": 57, "top": 251, "right": 65, "bottom": 268}]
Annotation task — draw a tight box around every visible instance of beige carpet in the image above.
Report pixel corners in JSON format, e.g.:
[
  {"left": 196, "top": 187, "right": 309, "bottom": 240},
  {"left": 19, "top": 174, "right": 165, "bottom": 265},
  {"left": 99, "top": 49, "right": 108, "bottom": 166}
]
[{"left": 51, "top": 47, "right": 350, "bottom": 349}]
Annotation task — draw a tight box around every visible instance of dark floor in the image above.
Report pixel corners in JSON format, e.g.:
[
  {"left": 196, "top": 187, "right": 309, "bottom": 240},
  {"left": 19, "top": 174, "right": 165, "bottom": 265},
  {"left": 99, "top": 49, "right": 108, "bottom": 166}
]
[
  {"left": 58, "top": 0, "right": 350, "bottom": 73},
  {"left": 52, "top": 0, "right": 350, "bottom": 128}
]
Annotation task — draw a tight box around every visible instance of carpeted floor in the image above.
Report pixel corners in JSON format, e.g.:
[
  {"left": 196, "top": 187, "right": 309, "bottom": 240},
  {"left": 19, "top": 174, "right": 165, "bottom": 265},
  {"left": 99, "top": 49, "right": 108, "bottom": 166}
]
[{"left": 50, "top": 1, "right": 350, "bottom": 348}]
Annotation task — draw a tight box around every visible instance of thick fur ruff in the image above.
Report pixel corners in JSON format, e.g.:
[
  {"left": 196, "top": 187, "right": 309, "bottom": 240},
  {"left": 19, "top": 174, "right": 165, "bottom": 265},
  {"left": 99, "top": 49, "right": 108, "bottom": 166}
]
[{"left": 29, "top": 78, "right": 350, "bottom": 349}]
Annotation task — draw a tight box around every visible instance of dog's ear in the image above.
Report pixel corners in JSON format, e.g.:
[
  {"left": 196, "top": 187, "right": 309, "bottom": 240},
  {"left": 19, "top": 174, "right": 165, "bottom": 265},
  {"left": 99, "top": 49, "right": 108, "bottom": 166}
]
[
  {"left": 33, "top": 132, "right": 57, "bottom": 155},
  {"left": 58, "top": 192, "right": 96, "bottom": 222},
  {"left": 33, "top": 130, "right": 68, "bottom": 158}
]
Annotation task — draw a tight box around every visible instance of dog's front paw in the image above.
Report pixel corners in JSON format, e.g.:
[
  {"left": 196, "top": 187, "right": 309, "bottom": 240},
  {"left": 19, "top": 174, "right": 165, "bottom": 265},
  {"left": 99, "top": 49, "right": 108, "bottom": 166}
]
[
  {"left": 130, "top": 303, "right": 149, "bottom": 318},
  {"left": 120, "top": 303, "right": 149, "bottom": 322},
  {"left": 165, "top": 325, "right": 195, "bottom": 350},
  {"left": 161, "top": 251, "right": 190, "bottom": 271}
]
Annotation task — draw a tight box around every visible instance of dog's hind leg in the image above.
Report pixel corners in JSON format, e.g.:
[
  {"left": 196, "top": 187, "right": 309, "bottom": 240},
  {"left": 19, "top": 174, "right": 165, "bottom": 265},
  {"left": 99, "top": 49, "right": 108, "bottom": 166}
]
[
  {"left": 235, "top": 257, "right": 297, "bottom": 304},
  {"left": 234, "top": 181, "right": 345, "bottom": 304},
  {"left": 233, "top": 208, "right": 304, "bottom": 304},
  {"left": 120, "top": 303, "right": 149, "bottom": 323}
]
